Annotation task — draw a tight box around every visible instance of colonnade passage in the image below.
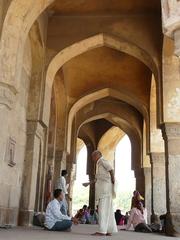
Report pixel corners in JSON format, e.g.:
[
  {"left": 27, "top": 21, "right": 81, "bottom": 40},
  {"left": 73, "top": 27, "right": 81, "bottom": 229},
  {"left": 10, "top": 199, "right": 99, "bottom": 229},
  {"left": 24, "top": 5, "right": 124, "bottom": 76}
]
[{"left": 0, "top": 0, "right": 180, "bottom": 237}]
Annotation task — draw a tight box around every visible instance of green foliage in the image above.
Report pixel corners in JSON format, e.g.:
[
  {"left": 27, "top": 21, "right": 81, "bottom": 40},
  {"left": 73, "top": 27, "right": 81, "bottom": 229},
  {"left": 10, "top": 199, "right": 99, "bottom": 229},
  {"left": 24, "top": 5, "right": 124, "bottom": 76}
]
[
  {"left": 114, "top": 190, "right": 132, "bottom": 214},
  {"left": 72, "top": 183, "right": 89, "bottom": 215},
  {"left": 72, "top": 183, "right": 132, "bottom": 215}
]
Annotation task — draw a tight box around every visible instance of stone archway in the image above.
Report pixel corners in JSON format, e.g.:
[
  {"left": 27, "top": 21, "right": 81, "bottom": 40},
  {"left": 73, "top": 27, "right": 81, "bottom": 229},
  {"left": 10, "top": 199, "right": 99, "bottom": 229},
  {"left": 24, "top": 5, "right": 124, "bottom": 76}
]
[
  {"left": 97, "top": 126, "right": 125, "bottom": 165},
  {"left": 77, "top": 112, "right": 142, "bottom": 170},
  {"left": 66, "top": 88, "right": 146, "bottom": 154},
  {"left": 0, "top": 0, "right": 54, "bottom": 89},
  {"left": 77, "top": 112, "right": 144, "bottom": 198},
  {"left": 42, "top": 33, "right": 158, "bottom": 126}
]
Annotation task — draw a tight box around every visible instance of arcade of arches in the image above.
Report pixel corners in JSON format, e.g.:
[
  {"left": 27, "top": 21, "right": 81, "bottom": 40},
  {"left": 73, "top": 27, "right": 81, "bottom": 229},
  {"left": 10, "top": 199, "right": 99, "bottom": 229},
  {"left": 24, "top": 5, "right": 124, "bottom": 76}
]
[{"left": 0, "top": 0, "right": 180, "bottom": 237}]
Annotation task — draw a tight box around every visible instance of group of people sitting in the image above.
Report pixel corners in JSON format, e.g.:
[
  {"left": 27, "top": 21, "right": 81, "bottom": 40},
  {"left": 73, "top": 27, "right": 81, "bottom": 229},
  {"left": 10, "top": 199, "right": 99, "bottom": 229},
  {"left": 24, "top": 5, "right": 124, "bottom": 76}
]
[
  {"left": 44, "top": 168, "right": 98, "bottom": 232},
  {"left": 36, "top": 163, "right": 162, "bottom": 234},
  {"left": 74, "top": 205, "right": 98, "bottom": 224}
]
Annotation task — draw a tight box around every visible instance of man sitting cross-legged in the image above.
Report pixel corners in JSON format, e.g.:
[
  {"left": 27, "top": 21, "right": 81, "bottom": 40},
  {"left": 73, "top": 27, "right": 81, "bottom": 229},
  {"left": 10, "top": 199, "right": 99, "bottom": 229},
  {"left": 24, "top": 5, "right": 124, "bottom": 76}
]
[{"left": 44, "top": 189, "right": 78, "bottom": 231}]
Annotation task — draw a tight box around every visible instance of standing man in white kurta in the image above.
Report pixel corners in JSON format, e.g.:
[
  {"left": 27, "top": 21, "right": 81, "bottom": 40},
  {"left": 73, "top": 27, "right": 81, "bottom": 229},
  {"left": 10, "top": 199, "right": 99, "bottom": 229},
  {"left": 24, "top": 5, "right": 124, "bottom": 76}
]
[{"left": 92, "top": 150, "right": 117, "bottom": 236}]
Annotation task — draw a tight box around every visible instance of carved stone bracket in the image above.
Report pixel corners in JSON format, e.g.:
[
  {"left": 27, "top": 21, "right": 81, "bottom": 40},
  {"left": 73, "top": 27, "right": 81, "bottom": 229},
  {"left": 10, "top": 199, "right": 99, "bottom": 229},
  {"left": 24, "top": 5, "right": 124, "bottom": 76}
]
[
  {"left": 162, "top": 0, "right": 180, "bottom": 37},
  {"left": 161, "top": 0, "right": 180, "bottom": 56},
  {"left": 150, "top": 152, "right": 165, "bottom": 166},
  {"left": 0, "top": 83, "right": 17, "bottom": 110},
  {"left": 162, "top": 123, "right": 180, "bottom": 140}
]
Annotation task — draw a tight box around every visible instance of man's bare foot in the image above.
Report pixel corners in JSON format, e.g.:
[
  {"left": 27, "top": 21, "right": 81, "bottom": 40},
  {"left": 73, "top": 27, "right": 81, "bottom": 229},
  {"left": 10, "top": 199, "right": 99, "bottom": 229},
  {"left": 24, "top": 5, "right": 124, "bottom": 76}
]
[
  {"left": 91, "top": 232, "right": 106, "bottom": 236},
  {"left": 106, "top": 233, "right": 112, "bottom": 236}
]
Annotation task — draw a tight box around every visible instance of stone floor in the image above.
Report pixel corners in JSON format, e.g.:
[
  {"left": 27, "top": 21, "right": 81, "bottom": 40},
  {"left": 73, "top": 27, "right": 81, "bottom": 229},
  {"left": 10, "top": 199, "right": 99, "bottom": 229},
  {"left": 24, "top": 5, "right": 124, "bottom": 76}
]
[{"left": 0, "top": 225, "right": 178, "bottom": 240}]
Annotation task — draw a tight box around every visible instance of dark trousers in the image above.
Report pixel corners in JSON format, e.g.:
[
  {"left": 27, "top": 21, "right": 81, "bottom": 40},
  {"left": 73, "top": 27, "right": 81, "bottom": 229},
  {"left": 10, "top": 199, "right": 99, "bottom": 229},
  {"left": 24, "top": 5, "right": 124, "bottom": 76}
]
[
  {"left": 51, "top": 220, "right": 72, "bottom": 231},
  {"left": 135, "top": 223, "right": 152, "bottom": 233}
]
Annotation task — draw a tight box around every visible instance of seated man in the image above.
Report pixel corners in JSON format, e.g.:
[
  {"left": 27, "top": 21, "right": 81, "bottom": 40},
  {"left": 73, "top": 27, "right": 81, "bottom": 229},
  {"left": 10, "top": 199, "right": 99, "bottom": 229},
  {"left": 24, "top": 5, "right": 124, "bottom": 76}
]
[
  {"left": 126, "top": 202, "right": 152, "bottom": 233},
  {"left": 44, "top": 189, "right": 78, "bottom": 231}
]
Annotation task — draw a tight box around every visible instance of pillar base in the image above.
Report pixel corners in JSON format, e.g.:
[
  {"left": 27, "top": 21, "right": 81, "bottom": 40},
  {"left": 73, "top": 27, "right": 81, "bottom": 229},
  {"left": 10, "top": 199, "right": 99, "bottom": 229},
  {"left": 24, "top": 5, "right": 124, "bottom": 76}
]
[
  {"left": 18, "top": 210, "right": 34, "bottom": 226},
  {"left": 166, "top": 213, "right": 180, "bottom": 237},
  {"left": 151, "top": 213, "right": 160, "bottom": 224},
  {"left": 0, "top": 207, "right": 18, "bottom": 226}
]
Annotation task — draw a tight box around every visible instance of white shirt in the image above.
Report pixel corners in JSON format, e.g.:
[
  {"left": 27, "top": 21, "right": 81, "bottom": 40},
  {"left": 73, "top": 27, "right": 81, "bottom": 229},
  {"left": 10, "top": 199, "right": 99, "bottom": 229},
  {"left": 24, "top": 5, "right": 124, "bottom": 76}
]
[
  {"left": 95, "top": 157, "right": 113, "bottom": 200},
  {"left": 45, "top": 199, "right": 71, "bottom": 229},
  {"left": 126, "top": 207, "right": 147, "bottom": 230},
  {"left": 56, "top": 176, "right": 68, "bottom": 194}
]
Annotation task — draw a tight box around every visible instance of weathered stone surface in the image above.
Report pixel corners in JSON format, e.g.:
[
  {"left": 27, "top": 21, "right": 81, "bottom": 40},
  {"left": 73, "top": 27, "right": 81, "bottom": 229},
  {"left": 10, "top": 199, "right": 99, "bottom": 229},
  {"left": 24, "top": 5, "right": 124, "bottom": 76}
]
[
  {"left": 162, "top": 123, "right": 180, "bottom": 236},
  {"left": 144, "top": 167, "right": 151, "bottom": 224},
  {"left": 150, "top": 152, "right": 166, "bottom": 219}
]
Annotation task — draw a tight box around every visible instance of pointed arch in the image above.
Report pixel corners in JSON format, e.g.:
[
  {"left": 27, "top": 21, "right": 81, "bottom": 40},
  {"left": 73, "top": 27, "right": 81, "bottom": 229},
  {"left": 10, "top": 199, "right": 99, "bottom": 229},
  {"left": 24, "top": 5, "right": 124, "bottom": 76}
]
[
  {"left": 42, "top": 33, "right": 158, "bottom": 125},
  {"left": 66, "top": 88, "right": 147, "bottom": 153},
  {"left": 0, "top": 0, "right": 54, "bottom": 88}
]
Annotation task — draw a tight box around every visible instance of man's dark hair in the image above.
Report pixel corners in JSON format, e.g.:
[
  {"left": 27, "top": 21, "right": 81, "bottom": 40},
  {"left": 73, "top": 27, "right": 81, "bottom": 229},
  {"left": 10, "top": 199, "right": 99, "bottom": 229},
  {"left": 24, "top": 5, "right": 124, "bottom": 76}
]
[
  {"left": 54, "top": 189, "right": 62, "bottom": 198},
  {"left": 61, "top": 170, "right": 67, "bottom": 176}
]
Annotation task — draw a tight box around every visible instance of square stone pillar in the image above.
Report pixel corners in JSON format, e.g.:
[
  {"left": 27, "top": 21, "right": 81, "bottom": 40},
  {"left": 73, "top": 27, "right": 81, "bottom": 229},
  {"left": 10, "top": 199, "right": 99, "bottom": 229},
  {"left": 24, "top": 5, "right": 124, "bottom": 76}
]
[
  {"left": 87, "top": 144, "right": 96, "bottom": 209},
  {"left": 135, "top": 168, "right": 145, "bottom": 199},
  {"left": 144, "top": 167, "right": 151, "bottom": 224},
  {"left": 19, "top": 121, "right": 45, "bottom": 226},
  {"left": 150, "top": 152, "right": 166, "bottom": 222},
  {"left": 162, "top": 123, "right": 180, "bottom": 236},
  {"left": 54, "top": 150, "right": 67, "bottom": 185}
]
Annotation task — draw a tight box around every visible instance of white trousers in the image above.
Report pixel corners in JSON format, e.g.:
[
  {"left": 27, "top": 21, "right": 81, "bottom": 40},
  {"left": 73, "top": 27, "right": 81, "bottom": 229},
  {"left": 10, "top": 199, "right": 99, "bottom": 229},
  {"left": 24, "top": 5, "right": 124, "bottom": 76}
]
[{"left": 98, "top": 196, "right": 118, "bottom": 234}]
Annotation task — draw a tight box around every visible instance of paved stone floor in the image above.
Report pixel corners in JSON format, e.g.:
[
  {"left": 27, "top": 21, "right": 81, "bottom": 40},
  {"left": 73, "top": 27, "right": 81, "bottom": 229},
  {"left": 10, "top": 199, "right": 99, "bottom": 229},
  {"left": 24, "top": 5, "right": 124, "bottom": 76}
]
[{"left": 0, "top": 225, "right": 178, "bottom": 240}]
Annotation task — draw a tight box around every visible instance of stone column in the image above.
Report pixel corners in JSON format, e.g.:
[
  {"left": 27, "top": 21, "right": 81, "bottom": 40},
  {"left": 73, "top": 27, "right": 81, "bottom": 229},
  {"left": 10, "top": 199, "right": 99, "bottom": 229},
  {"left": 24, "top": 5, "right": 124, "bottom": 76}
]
[
  {"left": 89, "top": 174, "right": 96, "bottom": 209},
  {"left": 144, "top": 167, "right": 151, "bottom": 224},
  {"left": 162, "top": 123, "right": 180, "bottom": 236},
  {"left": 66, "top": 154, "right": 75, "bottom": 215},
  {"left": 86, "top": 143, "right": 95, "bottom": 209},
  {"left": 19, "top": 121, "right": 45, "bottom": 226},
  {"left": 135, "top": 168, "right": 145, "bottom": 199},
  {"left": 54, "top": 150, "right": 67, "bottom": 186},
  {"left": 150, "top": 152, "right": 166, "bottom": 222}
]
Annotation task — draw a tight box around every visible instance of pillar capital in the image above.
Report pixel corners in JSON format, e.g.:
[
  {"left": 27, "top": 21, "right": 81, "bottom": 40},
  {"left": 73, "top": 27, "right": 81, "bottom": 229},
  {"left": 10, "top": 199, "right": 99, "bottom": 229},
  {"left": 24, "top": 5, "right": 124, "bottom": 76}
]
[
  {"left": 162, "top": 0, "right": 180, "bottom": 37},
  {"left": 161, "top": 123, "right": 180, "bottom": 140},
  {"left": 150, "top": 152, "right": 165, "bottom": 166},
  {"left": 161, "top": 0, "right": 180, "bottom": 57}
]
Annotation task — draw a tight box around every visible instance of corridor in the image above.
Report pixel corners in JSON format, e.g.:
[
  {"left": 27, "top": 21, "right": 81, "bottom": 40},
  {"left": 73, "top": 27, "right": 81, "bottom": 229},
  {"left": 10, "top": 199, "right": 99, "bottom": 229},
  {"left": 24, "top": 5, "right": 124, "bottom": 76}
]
[{"left": 0, "top": 225, "right": 177, "bottom": 240}]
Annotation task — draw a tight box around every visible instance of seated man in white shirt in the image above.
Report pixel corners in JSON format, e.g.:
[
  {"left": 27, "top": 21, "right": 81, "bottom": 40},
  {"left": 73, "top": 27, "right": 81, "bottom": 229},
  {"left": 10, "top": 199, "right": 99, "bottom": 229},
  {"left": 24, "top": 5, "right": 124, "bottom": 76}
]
[
  {"left": 55, "top": 170, "right": 71, "bottom": 215},
  {"left": 126, "top": 202, "right": 152, "bottom": 233},
  {"left": 45, "top": 189, "right": 78, "bottom": 231}
]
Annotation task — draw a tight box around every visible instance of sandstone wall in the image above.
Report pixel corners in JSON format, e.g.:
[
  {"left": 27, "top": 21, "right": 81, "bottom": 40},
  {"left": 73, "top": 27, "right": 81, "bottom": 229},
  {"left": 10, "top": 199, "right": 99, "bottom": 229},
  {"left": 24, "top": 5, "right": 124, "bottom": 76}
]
[
  {"left": 0, "top": 36, "right": 32, "bottom": 225},
  {"left": 0, "top": 13, "right": 48, "bottom": 225}
]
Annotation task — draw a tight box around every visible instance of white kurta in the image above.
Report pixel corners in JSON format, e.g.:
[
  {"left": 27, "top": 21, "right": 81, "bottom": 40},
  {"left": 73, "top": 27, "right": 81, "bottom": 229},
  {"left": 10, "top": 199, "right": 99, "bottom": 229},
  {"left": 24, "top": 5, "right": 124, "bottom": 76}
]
[{"left": 95, "top": 157, "right": 117, "bottom": 234}]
